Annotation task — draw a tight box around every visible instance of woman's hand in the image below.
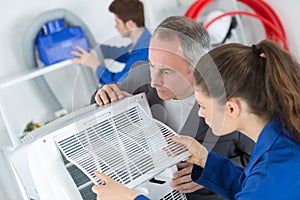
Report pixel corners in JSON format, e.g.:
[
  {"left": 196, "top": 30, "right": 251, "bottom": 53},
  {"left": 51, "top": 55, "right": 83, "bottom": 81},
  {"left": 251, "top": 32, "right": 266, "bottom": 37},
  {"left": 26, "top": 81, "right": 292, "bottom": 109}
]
[
  {"left": 92, "top": 171, "right": 139, "bottom": 200},
  {"left": 172, "top": 135, "right": 208, "bottom": 168}
]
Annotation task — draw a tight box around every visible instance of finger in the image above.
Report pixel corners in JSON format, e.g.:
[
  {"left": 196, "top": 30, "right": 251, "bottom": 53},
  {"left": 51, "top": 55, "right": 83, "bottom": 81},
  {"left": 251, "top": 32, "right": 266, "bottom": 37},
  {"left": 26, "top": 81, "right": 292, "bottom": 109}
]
[
  {"left": 105, "top": 86, "right": 119, "bottom": 103},
  {"left": 186, "top": 155, "right": 202, "bottom": 165},
  {"left": 70, "top": 50, "right": 83, "bottom": 57},
  {"left": 110, "top": 84, "right": 125, "bottom": 102},
  {"left": 103, "top": 85, "right": 120, "bottom": 103},
  {"left": 92, "top": 184, "right": 101, "bottom": 193},
  {"left": 167, "top": 142, "right": 187, "bottom": 156},
  {"left": 172, "top": 179, "right": 196, "bottom": 189},
  {"left": 72, "top": 57, "right": 84, "bottom": 64},
  {"left": 75, "top": 45, "right": 87, "bottom": 53},
  {"left": 171, "top": 135, "right": 191, "bottom": 146},
  {"left": 172, "top": 165, "right": 192, "bottom": 179},
  {"left": 95, "top": 92, "right": 104, "bottom": 106},
  {"left": 122, "top": 91, "right": 133, "bottom": 97},
  {"left": 163, "top": 143, "right": 186, "bottom": 157},
  {"left": 94, "top": 171, "right": 110, "bottom": 183},
  {"left": 97, "top": 88, "right": 112, "bottom": 105},
  {"left": 176, "top": 184, "right": 204, "bottom": 193},
  {"left": 176, "top": 161, "right": 192, "bottom": 169},
  {"left": 171, "top": 173, "right": 192, "bottom": 186},
  {"left": 165, "top": 134, "right": 176, "bottom": 143}
]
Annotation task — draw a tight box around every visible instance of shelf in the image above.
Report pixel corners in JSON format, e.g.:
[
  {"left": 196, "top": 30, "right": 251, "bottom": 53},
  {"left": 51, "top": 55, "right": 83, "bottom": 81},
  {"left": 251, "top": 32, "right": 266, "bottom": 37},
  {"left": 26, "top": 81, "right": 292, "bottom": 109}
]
[
  {"left": 0, "top": 60, "right": 73, "bottom": 89},
  {"left": 0, "top": 59, "right": 74, "bottom": 149}
]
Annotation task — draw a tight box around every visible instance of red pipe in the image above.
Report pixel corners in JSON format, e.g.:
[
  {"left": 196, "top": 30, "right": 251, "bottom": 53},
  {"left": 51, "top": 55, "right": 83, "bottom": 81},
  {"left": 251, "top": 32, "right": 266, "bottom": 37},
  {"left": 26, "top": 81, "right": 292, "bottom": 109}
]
[
  {"left": 185, "top": 0, "right": 213, "bottom": 20},
  {"left": 256, "top": 0, "right": 286, "bottom": 39},
  {"left": 184, "top": 0, "right": 289, "bottom": 50}
]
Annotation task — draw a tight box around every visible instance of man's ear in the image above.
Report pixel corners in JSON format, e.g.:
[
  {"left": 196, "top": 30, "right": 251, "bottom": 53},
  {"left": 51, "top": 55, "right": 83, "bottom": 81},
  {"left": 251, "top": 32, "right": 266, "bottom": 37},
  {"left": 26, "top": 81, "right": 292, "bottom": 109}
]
[
  {"left": 125, "top": 20, "right": 137, "bottom": 29},
  {"left": 226, "top": 98, "right": 241, "bottom": 118}
]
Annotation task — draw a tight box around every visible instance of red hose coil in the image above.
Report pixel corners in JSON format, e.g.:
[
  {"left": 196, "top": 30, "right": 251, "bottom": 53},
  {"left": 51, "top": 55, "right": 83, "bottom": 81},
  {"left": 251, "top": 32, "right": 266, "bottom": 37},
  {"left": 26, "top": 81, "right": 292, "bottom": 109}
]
[{"left": 184, "top": 0, "right": 289, "bottom": 50}]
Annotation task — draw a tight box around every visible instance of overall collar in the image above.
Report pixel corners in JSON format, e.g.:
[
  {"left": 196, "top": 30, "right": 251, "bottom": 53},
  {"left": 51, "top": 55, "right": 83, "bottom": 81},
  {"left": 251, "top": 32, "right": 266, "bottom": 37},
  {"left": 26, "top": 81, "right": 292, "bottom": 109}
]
[
  {"left": 245, "top": 117, "right": 283, "bottom": 172},
  {"left": 130, "top": 28, "right": 151, "bottom": 51}
]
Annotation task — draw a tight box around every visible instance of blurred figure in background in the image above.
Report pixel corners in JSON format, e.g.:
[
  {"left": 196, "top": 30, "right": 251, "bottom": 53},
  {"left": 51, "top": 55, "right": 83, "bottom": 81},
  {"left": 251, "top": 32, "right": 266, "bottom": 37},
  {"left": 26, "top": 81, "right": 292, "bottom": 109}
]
[{"left": 71, "top": 0, "right": 151, "bottom": 85}]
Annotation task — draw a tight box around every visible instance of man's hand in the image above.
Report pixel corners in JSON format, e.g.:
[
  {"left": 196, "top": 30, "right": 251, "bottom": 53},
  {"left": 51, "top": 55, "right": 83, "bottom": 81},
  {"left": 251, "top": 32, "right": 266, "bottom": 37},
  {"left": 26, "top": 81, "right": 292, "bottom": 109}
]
[
  {"left": 171, "top": 162, "right": 204, "bottom": 193},
  {"left": 95, "top": 84, "right": 132, "bottom": 106},
  {"left": 71, "top": 45, "right": 100, "bottom": 71},
  {"left": 92, "top": 171, "right": 138, "bottom": 200}
]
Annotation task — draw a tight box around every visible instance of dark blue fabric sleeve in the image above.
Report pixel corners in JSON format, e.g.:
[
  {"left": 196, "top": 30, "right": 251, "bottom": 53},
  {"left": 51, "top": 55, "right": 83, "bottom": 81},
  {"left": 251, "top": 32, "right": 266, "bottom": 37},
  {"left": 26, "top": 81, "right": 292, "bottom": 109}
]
[
  {"left": 100, "top": 44, "right": 130, "bottom": 63},
  {"left": 96, "top": 48, "right": 148, "bottom": 84},
  {"left": 95, "top": 61, "right": 134, "bottom": 85},
  {"left": 191, "top": 151, "right": 244, "bottom": 200},
  {"left": 134, "top": 195, "right": 150, "bottom": 200},
  {"left": 95, "top": 65, "right": 114, "bottom": 85},
  {"left": 97, "top": 29, "right": 150, "bottom": 84}
]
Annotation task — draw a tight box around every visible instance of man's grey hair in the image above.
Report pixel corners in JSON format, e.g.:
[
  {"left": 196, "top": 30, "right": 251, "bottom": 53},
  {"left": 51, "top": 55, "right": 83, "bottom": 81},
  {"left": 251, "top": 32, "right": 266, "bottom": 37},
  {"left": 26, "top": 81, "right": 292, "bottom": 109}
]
[{"left": 152, "top": 16, "right": 211, "bottom": 66}]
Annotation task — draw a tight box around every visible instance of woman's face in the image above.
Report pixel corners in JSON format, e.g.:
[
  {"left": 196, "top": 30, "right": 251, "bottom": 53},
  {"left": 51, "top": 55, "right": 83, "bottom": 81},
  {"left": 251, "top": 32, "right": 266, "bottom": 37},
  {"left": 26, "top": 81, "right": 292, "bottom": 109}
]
[{"left": 194, "top": 86, "right": 235, "bottom": 136}]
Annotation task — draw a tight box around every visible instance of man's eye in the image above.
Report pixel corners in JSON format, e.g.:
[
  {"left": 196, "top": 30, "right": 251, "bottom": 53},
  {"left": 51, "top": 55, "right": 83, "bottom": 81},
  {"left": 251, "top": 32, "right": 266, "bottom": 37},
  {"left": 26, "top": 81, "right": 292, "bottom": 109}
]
[
  {"left": 162, "top": 70, "right": 171, "bottom": 74},
  {"left": 149, "top": 63, "right": 153, "bottom": 68},
  {"left": 199, "top": 104, "right": 205, "bottom": 109}
]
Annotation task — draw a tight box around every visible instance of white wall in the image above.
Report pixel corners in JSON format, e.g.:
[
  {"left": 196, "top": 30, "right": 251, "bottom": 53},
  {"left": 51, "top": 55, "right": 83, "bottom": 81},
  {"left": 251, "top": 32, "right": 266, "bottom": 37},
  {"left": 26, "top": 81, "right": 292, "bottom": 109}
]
[
  {"left": 265, "top": 0, "right": 300, "bottom": 59},
  {"left": 0, "top": 0, "right": 299, "bottom": 199}
]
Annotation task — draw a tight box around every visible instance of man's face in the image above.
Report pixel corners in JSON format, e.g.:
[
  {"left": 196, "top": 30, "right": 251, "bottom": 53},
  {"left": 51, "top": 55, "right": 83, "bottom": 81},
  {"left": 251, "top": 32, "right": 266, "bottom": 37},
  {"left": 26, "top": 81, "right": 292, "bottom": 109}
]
[
  {"left": 114, "top": 15, "right": 130, "bottom": 37},
  {"left": 149, "top": 36, "right": 194, "bottom": 100}
]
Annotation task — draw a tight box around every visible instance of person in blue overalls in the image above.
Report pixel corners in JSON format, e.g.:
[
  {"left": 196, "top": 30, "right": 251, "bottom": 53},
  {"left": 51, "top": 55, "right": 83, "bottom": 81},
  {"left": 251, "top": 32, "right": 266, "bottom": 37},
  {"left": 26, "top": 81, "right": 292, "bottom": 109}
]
[
  {"left": 71, "top": 0, "right": 151, "bottom": 85},
  {"left": 91, "top": 39, "right": 300, "bottom": 200}
]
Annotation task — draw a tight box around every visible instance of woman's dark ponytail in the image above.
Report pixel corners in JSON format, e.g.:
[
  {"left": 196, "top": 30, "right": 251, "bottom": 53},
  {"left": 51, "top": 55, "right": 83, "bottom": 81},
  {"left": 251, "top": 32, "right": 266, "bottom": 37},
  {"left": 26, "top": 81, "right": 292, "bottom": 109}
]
[{"left": 257, "top": 40, "right": 300, "bottom": 140}]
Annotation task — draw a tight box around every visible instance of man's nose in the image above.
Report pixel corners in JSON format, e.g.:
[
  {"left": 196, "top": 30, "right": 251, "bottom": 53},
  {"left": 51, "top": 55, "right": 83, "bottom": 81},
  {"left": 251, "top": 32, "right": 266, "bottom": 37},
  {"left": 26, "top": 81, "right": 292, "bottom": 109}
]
[{"left": 151, "top": 71, "right": 163, "bottom": 88}]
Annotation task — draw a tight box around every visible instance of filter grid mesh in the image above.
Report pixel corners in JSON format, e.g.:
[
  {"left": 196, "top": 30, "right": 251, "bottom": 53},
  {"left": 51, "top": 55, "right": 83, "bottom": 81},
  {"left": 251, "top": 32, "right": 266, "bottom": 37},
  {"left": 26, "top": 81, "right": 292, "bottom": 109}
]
[{"left": 56, "top": 104, "right": 188, "bottom": 188}]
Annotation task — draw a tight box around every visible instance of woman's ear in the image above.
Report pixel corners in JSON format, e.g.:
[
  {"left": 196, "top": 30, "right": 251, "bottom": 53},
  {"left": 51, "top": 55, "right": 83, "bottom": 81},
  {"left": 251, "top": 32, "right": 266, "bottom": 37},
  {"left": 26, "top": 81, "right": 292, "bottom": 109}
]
[{"left": 226, "top": 98, "right": 241, "bottom": 118}]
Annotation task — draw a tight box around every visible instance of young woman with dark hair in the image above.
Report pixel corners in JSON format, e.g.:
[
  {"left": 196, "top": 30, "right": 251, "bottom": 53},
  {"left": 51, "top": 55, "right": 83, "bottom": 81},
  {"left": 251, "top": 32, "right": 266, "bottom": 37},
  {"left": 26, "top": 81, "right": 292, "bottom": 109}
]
[{"left": 174, "top": 39, "right": 300, "bottom": 199}]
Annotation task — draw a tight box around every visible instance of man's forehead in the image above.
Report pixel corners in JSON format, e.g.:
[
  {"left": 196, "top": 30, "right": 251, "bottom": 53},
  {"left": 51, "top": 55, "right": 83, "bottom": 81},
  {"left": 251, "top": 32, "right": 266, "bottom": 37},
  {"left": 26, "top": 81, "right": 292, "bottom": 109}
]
[
  {"left": 149, "top": 35, "right": 190, "bottom": 71},
  {"left": 149, "top": 40, "right": 186, "bottom": 62},
  {"left": 150, "top": 35, "right": 182, "bottom": 52}
]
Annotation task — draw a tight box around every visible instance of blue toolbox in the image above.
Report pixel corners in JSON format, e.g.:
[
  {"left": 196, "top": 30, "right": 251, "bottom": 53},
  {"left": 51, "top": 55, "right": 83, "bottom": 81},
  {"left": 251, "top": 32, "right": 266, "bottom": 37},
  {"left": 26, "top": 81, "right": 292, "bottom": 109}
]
[{"left": 36, "top": 19, "right": 89, "bottom": 66}]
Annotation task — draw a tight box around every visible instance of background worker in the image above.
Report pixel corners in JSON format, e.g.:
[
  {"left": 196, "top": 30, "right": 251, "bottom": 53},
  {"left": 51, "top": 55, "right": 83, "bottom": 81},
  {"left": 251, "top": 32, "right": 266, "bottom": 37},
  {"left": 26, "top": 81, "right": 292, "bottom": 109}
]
[{"left": 71, "top": 0, "right": 151, "bottom": 85}]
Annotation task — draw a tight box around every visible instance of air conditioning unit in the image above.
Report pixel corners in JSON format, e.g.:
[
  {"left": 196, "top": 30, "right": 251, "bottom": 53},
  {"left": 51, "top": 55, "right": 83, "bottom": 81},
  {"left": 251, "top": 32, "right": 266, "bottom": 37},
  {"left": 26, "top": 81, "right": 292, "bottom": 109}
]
[{"left": 8, "top": 93, "right": 189, "bottom": 200}]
